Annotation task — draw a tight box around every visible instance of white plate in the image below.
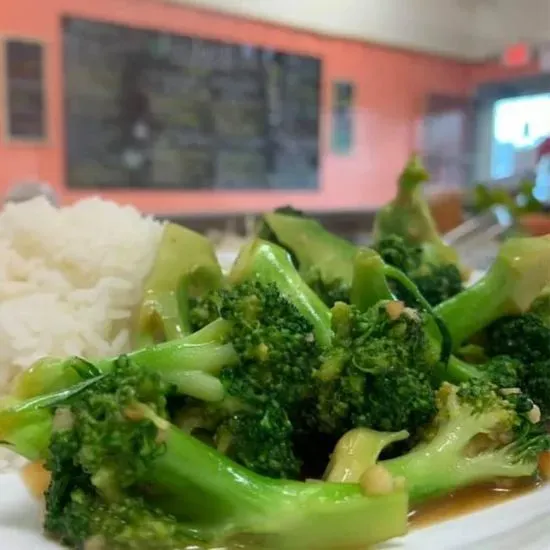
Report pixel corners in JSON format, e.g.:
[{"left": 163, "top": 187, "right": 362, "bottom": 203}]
[{"left": 1, "top": 472, "right": 550, "bottom": 549}]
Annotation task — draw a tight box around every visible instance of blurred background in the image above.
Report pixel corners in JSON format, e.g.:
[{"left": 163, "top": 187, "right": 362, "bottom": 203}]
[{"left": 2, "top": 0, "right": 550, "bottom": 265}]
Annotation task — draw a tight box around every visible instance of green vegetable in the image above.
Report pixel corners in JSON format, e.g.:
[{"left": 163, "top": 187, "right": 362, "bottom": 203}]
[
  {"left": 376, "top": 234, "right": 464, "bottom": 306},
  {"left": 229, "top": 239, "right": 332, "bottom": 347},
  {"left": 187, "top": 240, "right": 335, "bottom": 478},
  {"left": 373, "top": 154, "right": 464, "bottom": 275},
  {"left": 435, "top": 235, "right": 550, "bottom": 348},
  {"left": 316, "top": 301, "right": 438, "bottom": 436},
  {"left": 133, "top": 223, "right": 223, "bottom": 347},
  {"left": 188, "top": 278, "right": 324, "bottom": 478},
  {"left": 486, "top": 313, "right": 550, "bottom": 365},
  {"left": 40, "top": 358, "right": 408, "bottom": 550},
  {"left": 324, "top": 428, "right": 409, "bottom": 483},
  {"left": 257, "top": 212, "right": 357, "bottom": 306},
  {"left": 11, "top": 319, "right": 235, "bottom": 403},
  {"left": 326, "top": 380, "right": 550, "bottom": 503},
  {"left": 484, "top": 309, "right": 550, "bottom": 419}
]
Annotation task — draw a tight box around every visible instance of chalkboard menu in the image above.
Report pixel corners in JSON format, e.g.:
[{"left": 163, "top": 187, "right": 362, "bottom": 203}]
[
  {"left": 62, "top": 18, "right": 321, "bottom": 191},
  {"left": 5, "top": 39, "right": 45, "bottom": 140}
]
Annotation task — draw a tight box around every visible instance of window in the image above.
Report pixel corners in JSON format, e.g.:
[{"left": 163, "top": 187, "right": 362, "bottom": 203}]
[{"left": 491, "top": 93, "right": 550, "bottom": 179}]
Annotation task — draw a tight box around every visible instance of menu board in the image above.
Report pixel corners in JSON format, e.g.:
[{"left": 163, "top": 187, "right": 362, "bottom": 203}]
[
  {"left": 62, "top": 18, "right": 321, "bottom": 191},
  {"left": 5, "top": 40, "right": 45, "bottom": 140}
]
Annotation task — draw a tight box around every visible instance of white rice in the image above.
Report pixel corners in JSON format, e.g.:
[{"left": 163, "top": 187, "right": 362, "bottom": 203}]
[{"left": 0, "top": 197, "right": 164, "bottom": 471}]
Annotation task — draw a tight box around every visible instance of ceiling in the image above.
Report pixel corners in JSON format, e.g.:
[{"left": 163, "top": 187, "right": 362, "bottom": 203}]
[{"left": 172, "top": 0, "right": 550, "bottom": 61}]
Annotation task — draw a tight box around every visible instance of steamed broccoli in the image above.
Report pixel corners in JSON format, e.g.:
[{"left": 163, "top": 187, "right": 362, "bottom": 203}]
[
  {"left": 483, "top": 310, "right": 550, "bottom": 418},
  {"left": 13, "top": 240, "right": 328, "bottom": 479},
  {"left": 190, "top": 280, "right": 321, "bottom": 411},
  {"left": 435, "top": 235, "right": 550, "bottom": 349},
  {"left": 11, "top": 318, "right": 237, "bottom": 403},
  {"left": 186, "top": 278, "right": 323, "bottom": 478},
  {"left": 215, "top": 402, "right": 301, "bottom": 479},
  {"left": 21, "top": 358, "right": 409, "bottom": 550},
  {"left": 133, "top": 223, "right": 223, "bottom": 348},
  {"left": 229, "top": 239, "right": 332, "bottom": 347},
  {"left": 373, "top": 154, "right": 466, "bottom": 277},
  {"left": 326, "top": 380, "right": 549, "bottom": 503},
  {"left": 256, "top": 211, "right": 357, "bottom": 306},
  {"left": 187, "top": 242, "right": 332, "bottom": 477},
  {"left": 375, "top": 234, "right": 464, "bottom": 306},
  {"left": 486, "top": 313, "right": 550, "bottom": 365},
  {"left": 316, "top": 301, "right": 437, "bottom": 436}
]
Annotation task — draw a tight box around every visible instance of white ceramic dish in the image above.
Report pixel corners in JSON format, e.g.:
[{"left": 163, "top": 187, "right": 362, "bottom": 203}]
[{"left": 1, "top": 472, "right": 550, "bottom": 549}]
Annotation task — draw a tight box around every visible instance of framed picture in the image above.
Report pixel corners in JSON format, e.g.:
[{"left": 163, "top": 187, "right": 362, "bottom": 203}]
[{"left": 3, "top": 37, "right": 46, "bottom": 142}]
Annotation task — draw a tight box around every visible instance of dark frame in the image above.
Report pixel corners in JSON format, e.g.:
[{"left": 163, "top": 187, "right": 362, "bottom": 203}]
[
  {"left": 61, "top": 16, "right": 322, "bottom": 192},
  {"left": 3, "top": 37, "right": 46, "bottom": 142}
]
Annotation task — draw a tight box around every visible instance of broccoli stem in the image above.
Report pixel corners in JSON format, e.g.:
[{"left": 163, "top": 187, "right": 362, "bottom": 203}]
[
  {"left": 324, "top": 428, "right": 409, "bottom": 483},
  {"left": 350, "top": 249, "right": 394, "bottom": 310},
  {"left": 230, "top": 240, "right": 332, "bottom": 347},
  {"left": 133, "top": 223, "right": 223, "bottom": 347},
  {"left": 259, "top": 212, "right": 357, "bottom": 293},
  {"left": 146, "top": 424, "right": 408, "bottom": 548},
  {"left": 435, "top": 236, "right": 550, "bottom": 348},
  {"left": 134, "top": 287, "right": 189, "bottom": 350},
  {"left": 12, "top": 319, "right": 236, "bottom": 401},
  {"left": 383, "top": 422, "right": 534, "bottom": 504},
  {"left": 373, "top": 155, "right": 462, "bottom": 272},
  {"left": 440, "top": 355, "right": 485, "bottom": 384},
  {"left": 0, "top": 375, "right": 108, "bottom": 460},
  {"left": 0, "top": 408, "right": 52, "bottom": 461}
]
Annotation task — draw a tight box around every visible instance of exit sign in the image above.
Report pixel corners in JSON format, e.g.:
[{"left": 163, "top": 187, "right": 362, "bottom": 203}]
[{"left": 502, "top": 43, "right": 532, "bottom": 67}]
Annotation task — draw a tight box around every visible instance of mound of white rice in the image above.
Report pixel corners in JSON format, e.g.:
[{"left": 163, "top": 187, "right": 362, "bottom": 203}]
[{"left": 0, "top": 197, "right": 163, "bottom": 469}]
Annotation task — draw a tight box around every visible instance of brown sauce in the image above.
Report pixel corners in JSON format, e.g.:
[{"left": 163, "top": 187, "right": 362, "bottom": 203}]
[
  {"left": 20, "top": 460, "right": 50, "bottom": 500},
  {"left": 409, "top": 479, "right": 541, "bottom": 529}
]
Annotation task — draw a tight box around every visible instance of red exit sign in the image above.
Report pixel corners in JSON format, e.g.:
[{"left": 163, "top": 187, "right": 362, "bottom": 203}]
[{"left": 501, "top": 42, "right": 532, "bottom": 67}]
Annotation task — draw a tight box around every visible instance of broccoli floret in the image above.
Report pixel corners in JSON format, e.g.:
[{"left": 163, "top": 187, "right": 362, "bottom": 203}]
[
  {"left": 256, "top": 212, "right": 357, "bottom": 306},
  {"left": 11, "top": 240, "right": 328, "bottom": 480},
  {"left": 215, "top": 403, "right": 301, "bottom": 479},
  {"left": 215, "top": 281, "right": 321, "bottom": 410},
  {"left": 133, "top": 223, "right": 223, "bottom": 348},
  {"left": 486, "top": 313, "right": 550, "bottom": 365},
  {"left": 478, "top": 355, "right": 525, "bottom": 389},
  {"left": 522, "top": 360, "right": 550, "bottom": 419},
  {"left": 411, "top": 263, "right": 464, "bottom": 307},
  {"left": 316, "top": 301, "right": 437, "bottom": 436},
  {"left": 484, "top": 313, "right": 550, "bottom": 418},
  {"left": 435, "top": 235, "right": 550, "bottom": 349},
  {"left": 386, "top": 380, "right": 549, "bottom": 502},
  {"left": 375, "top": 235, "right": 423, "bottom": 275},
  {"left": 188, "top": 241, "right": 331, "bottom": 478},
  {"left": 187, "top": 280, "right": 323, "bottom": 478},
  {"left": 326, "top": 380, "right": 549, "bottom": 503},
  {"left": 373, "top": 154, "right": 465, "bottom": 276},
  {"left": 375, "top": 234, "right": 463, "bottom": 306},
  {"left": 31, "top": 358, "right": 409, "bottom": 550},
  {"left": 229, "top": 239, "right": 332, "bottom": 347},
  {"left": 50, "top": 492, "right": 202, "bottom": 550}
]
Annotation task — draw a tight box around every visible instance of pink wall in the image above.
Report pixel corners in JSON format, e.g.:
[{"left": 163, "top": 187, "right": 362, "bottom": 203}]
[{"left": 2, "top": 0, "right": 473, "bottom": 214}]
